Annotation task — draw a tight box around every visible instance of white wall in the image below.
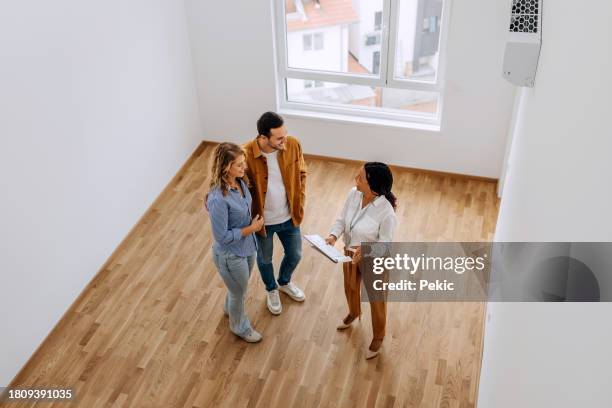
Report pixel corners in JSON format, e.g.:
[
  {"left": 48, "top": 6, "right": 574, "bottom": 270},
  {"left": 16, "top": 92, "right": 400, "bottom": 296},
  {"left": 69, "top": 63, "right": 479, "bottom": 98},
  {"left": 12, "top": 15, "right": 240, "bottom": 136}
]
[
  {"left": 478, "top": 1, "right": 612, "bottom": 406},
  {"left": 185, "top": 0, "right": 516, "bottom": 178},
  {"left": 0, "top": 0, "right": 202, "bottom": 386}
]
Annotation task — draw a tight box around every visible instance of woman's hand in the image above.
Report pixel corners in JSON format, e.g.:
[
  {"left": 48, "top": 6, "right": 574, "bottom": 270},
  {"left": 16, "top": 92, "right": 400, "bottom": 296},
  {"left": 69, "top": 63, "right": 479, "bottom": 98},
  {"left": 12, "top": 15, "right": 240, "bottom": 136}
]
[
  {"left": 325, "top": 234, "right": 337, "bottom": 246},
  {"left": 250, "top": 214, "right": 264, "bottom": 232},
  {"left": 351, "top": 246, "right": 362, "bottom": 265},
  {"left": 242, "top": 214, "right": 264, "bottom": 237}
]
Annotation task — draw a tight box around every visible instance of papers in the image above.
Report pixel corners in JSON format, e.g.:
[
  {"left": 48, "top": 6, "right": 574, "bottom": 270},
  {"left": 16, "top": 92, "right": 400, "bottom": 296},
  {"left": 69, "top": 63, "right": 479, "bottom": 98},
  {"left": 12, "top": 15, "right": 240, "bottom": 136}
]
[{"left": 304, "top": 234, "right": 352, "bottom": 263}]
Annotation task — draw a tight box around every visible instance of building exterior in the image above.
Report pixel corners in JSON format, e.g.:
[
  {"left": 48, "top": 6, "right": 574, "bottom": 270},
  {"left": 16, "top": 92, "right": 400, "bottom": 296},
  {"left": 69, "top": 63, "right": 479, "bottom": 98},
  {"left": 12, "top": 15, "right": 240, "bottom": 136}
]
[{"left": 284, "top": 0, "right": 442, "bottom": 112}]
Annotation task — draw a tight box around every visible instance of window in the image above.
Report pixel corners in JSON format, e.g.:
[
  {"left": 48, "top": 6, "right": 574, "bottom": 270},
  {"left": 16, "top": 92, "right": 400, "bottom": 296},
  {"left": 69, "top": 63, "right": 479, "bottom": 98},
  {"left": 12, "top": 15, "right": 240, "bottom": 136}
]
[
  {"left": 302, "top": 33, "right": 312, "bottom": 51},
  {"left": 365, "top": 32, "right": 381, "bottom": 46},
  {"left": 374, "top": 11, "right": 383, "bottom": 30},
  {"left": 373, "top": 51, "right": 381, "bottom": 75},
  {"left": 276, "top": 0, "right": 449, "bottom": 127},
  {"left": 302, "top": 32, "right": 324, "bottom": 51},
  {"left": 423, "top": 16, "right": 438, "bottom": 33},
  {"left": 313, "top": 32, "right": 324, "bottom": 50},
  {"left": 304, "top": 79, "right": 325, "bottom": 88}
]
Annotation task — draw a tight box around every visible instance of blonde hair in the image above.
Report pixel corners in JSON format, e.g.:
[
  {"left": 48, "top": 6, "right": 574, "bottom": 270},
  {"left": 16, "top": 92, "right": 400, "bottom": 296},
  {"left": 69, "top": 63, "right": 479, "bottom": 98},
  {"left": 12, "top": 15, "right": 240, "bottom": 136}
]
[{"left": 209, "top": 142, "right": 249, "bottom": 196}]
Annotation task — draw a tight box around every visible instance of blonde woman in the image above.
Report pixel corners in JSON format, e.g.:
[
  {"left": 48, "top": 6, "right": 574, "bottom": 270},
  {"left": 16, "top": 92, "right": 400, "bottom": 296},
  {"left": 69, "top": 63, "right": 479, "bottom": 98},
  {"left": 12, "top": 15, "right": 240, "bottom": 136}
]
[{"left": 206, "top": 142, "right": 265, "bottom": 343}]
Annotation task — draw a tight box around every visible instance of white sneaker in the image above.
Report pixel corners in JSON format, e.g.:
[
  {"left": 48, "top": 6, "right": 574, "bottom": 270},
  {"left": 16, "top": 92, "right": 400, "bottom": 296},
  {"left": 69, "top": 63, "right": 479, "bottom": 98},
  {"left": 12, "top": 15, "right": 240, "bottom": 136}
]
[
  {"left": 267, "top": 289, "right": 282, "bottom": 315},
  {"left": 279, "top": 282, "right": 305, "bottom": 302},
  {"left": 241, "top": 329, "right": 262, "bottom": 343}
]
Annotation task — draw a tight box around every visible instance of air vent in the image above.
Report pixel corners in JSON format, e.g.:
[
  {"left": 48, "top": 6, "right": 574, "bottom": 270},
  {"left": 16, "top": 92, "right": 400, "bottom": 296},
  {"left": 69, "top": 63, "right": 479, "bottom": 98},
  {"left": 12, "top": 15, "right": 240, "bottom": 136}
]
[
  {"left": 509, "top": 0, "right": 539, "bottom": 33},
  {"left": 502, "top": 0, "right": 542, "bottom": 86}
]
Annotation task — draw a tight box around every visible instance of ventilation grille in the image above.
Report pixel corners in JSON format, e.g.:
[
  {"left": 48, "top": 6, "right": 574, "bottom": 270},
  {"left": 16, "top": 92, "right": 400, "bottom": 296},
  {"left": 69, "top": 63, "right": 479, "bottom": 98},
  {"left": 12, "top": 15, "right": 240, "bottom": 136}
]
[{"left": 510, "top": 0, "right": 539, "bottom": 33}]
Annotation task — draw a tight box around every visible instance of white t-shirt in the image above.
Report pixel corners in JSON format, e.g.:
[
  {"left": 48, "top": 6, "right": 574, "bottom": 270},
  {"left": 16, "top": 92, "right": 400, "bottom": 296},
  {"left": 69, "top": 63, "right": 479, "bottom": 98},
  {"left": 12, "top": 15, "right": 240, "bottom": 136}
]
[{"left": 262, "top": 150, "right": 292, "bottom": 225}]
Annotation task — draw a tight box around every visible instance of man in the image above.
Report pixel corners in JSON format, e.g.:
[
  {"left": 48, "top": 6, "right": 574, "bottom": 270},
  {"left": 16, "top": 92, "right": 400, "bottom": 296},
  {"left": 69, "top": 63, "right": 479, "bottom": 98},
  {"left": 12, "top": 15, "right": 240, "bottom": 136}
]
[{"left": 243, "top": 112, "right": 306, "bottom": 315}]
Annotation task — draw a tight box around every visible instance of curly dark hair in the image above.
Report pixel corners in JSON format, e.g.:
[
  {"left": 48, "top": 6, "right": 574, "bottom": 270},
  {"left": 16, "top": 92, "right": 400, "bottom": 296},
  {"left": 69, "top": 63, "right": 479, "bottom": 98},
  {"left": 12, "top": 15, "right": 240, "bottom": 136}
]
[{"left": 364, "top": 162, "right": 397, "bottom": 210}]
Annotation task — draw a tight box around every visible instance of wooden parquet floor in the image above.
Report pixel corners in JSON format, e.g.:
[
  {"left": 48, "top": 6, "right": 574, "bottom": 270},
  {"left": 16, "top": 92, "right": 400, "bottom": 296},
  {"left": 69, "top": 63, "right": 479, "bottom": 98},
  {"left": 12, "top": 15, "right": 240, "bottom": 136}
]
[{"left": 6, "top": 142, "right": 500, "bottom": 408}]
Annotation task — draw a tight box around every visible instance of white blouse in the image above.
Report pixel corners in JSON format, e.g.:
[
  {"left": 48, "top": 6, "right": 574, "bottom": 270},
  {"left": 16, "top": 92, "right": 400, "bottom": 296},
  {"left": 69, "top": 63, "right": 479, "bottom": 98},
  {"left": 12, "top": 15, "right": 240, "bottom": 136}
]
[{"left": 329, "top": 187, "right": 397, "bottom": 248}]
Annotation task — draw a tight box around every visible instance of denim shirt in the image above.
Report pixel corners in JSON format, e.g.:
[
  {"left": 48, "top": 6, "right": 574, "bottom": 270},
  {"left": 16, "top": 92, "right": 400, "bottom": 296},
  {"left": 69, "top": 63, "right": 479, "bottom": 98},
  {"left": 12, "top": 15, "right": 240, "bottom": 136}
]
[{"left": 206, "top": 179, "right": 258, "bottom": 257}]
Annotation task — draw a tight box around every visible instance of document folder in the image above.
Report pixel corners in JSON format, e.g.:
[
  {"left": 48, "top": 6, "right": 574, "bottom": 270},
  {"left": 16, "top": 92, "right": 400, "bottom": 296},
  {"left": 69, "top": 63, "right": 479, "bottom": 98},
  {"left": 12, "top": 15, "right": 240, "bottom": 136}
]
[{"left": 304, "top": 234, "right": 352, "bottom": 263}]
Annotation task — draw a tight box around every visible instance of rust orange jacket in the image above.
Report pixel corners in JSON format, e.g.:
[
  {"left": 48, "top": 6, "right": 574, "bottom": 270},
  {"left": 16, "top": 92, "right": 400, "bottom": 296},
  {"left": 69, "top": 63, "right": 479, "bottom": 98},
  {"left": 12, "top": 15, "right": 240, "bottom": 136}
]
[{"left": 243, "top": 136, "right": 307, "bottom": 237}]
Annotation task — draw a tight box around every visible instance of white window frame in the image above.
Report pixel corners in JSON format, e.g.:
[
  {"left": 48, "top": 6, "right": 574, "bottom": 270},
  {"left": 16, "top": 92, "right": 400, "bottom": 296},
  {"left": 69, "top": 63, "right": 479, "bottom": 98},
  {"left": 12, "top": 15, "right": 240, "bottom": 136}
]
[{"left": 272, "top": 0, "right": 453, "bottom": 129}]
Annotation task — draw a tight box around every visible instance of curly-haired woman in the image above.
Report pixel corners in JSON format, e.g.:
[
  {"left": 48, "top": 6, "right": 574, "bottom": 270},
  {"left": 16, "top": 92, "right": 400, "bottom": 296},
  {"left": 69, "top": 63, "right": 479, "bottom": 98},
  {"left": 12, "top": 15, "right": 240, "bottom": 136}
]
[{"left": 206, "top": 142, "right": 265, "bottom": 343}]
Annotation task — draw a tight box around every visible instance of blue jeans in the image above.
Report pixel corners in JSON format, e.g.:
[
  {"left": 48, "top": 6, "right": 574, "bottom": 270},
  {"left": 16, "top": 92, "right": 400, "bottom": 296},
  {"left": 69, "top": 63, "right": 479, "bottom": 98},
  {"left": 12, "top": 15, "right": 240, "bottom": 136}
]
[
  {"left": 212, "top": 248, "right": 256, "bottom": 337},
  {"left": 256, "top": 219, "right": 302, "bottom": 292}
]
